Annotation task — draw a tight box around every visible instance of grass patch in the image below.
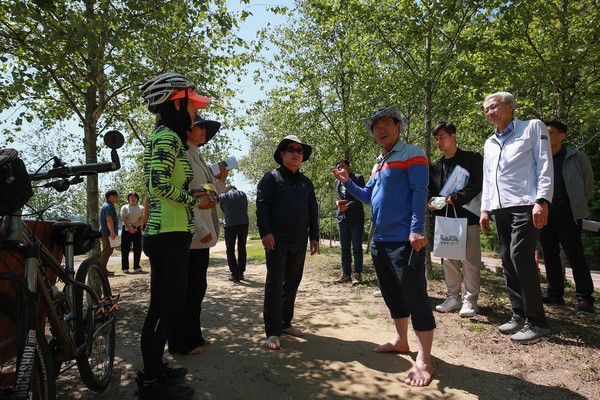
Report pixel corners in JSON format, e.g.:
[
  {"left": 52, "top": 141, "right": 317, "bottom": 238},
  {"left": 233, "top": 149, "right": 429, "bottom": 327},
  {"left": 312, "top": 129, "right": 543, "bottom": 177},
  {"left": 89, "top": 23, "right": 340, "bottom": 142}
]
[{"left": 579, "top": 364, "right": 600, "bottom": 382}]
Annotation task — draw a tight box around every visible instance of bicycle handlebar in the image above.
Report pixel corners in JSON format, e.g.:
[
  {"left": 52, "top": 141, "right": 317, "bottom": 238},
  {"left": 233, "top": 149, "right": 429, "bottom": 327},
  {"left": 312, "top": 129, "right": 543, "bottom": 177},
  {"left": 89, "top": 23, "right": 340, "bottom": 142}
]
[
  {"left": 29, "top": 159, "right": 120, "bottom": 182},
  {"left": 27, "top": 130, "right": 124, "bottom": 185}
]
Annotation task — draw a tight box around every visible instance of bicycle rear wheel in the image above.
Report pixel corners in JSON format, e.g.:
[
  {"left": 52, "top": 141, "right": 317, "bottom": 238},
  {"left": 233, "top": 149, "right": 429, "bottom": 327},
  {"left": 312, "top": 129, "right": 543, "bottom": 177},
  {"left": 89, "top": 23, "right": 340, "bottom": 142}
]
[
  {"left": 73, "top": 258, "right": 116, "bottom": 392},
  {"left": 0, "top": 293, "right": 56, "bottom": 400}
]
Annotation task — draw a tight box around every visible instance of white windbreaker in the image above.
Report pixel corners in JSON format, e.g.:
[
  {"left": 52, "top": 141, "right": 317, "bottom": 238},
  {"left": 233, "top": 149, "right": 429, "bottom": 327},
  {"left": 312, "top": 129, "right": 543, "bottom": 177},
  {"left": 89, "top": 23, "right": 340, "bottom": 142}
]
[{"left": 481, "top": 118, "right": 554, "bottom": 212}]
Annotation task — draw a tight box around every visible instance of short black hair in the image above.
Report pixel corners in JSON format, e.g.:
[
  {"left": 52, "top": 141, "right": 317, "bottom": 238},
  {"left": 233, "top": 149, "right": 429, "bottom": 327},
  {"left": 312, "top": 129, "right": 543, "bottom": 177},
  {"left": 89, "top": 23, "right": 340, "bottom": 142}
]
[
  {"left": 105, "top": 190, "right": 118, "bottom": 200},
  {"left": 335, "top": 159, "right": 350, "bottom": 167},
  {"left": 545, "top": 120, "right": 568, "bottom": 134},
  {"left": 127, "top": 191, "right": 139, "bottom": 201},
  {"left": 433, "top": 120, "right": 457, "bottom": 136}
]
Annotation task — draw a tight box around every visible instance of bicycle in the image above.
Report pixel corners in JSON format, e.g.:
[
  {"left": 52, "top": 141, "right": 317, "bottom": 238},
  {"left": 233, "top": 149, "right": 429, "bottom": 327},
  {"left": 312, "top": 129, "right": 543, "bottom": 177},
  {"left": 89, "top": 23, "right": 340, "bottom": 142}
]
[{"left": 0, "top": 130, "right": 125, "bottom": 400}]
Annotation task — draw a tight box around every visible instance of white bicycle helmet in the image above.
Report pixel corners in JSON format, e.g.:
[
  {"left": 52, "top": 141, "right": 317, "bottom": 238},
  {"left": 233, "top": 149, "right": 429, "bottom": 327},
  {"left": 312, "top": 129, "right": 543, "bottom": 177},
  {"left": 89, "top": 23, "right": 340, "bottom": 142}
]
[{"left": 140, "top": 72, "right": 197, "bottom": 112}]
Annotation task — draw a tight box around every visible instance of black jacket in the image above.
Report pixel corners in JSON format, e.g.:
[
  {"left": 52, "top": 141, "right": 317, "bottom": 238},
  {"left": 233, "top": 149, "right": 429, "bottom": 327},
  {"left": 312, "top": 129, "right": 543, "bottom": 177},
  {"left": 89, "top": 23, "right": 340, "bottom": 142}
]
[
  {"left": 428, "top": 148, "right": 483, "bottom": 225},
  {"left": 335, "top": 172, "right": 365, "bottom": 221},
  {"left": 256, "top": 165, "right": 319, "bottom": 243}
]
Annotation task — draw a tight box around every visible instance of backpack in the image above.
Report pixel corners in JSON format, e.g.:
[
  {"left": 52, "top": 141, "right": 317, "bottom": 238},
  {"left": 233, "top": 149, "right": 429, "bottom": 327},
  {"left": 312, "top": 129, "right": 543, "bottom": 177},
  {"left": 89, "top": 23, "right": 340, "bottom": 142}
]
[{"left": 0, "top": 149, "right": 34, "bottom": 216}]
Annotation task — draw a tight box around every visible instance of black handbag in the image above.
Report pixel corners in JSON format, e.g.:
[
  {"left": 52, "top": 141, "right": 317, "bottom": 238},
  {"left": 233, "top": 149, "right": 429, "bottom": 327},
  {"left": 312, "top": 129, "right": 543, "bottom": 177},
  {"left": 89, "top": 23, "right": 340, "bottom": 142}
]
[{"left": 0, "top": 149, "right": 33, "bottom": 215}]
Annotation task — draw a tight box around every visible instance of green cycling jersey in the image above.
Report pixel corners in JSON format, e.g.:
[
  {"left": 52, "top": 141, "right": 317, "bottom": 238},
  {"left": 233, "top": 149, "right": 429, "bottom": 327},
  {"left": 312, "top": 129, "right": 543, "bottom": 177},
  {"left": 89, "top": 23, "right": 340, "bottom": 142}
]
[{"left": 143, "top": 125, "right": 200, "bottom": 235}]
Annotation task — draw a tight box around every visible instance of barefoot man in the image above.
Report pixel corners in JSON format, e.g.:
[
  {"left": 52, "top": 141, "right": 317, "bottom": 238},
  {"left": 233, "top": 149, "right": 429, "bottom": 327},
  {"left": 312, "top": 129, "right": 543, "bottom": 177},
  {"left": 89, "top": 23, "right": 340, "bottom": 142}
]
[
  {"left": 333, "top": 106, "right": 435, "bottom": 386},
  {"left": 257, "top": 135, "right": 319, "bottom": 350}
]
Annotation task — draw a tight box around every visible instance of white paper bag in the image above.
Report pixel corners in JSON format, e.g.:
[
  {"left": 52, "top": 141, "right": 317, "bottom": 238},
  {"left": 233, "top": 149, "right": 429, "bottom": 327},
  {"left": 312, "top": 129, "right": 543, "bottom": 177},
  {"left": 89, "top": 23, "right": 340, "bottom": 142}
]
[{"left": 433, "top": 212, "right": 467, "bottom": 260}]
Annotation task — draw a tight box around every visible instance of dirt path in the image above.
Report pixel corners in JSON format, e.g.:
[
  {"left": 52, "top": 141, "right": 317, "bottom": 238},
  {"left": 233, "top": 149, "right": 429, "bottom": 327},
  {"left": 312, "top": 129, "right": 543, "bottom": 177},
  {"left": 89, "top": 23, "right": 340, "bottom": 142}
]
[{"left": 59, "top": 242, "right": 599, "bottom": 399}]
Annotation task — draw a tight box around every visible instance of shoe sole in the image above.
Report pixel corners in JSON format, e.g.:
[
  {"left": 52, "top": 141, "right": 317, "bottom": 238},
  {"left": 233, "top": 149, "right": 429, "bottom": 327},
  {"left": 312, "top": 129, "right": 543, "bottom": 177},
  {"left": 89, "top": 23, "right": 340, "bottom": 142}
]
[
  {"left": 459, "top": 312, "right": 477, "bottom": 318},
  {"left": 511, "top": 333, "right": 551, "bottom": 345},
  {"left": 435, "top": 307, "right": 461, "bottom": 313}
]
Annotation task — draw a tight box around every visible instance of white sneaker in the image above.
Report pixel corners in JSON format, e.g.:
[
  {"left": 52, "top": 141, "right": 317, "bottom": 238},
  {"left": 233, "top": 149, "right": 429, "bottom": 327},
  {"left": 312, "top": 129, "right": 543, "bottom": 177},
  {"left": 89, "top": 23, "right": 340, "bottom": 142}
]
[
  {"left": 435, "top": 296, "right": 461, "bottom": 313},
  {"left": 373, "top": 290, "right": 383, "bottom": 297},
  {"left": 459, "top": 300, "right": 479, "bottom": 317}
]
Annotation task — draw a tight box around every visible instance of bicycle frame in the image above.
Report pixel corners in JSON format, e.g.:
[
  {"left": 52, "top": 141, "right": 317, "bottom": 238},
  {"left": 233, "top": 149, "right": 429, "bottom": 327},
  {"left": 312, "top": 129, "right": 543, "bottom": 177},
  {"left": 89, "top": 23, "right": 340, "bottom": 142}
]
[{"left": 1, "top": 211, "right": 117, "bottom": 373}]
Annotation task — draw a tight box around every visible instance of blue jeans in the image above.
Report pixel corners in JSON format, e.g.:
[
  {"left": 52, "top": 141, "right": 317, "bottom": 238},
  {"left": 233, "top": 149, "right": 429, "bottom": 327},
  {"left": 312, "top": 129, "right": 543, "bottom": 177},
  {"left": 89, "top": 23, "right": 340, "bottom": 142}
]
[{"left": 338, "top": 216, "right": 364, "bottom": 276}]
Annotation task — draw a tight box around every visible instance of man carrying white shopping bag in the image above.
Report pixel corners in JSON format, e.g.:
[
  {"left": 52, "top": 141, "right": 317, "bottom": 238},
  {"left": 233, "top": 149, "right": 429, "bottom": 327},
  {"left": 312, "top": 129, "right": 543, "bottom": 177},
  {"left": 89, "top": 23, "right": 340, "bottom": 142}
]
[{"left": 428, "top": 121, "right": 483, "bottom": 317}]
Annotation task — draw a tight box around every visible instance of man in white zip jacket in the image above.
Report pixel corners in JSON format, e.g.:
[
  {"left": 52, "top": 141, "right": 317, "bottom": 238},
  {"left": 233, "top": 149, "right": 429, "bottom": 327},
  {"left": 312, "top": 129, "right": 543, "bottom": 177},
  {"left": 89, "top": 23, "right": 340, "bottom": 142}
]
[{"left": 480, "top": 92, "right": 554, "bottom": 345}]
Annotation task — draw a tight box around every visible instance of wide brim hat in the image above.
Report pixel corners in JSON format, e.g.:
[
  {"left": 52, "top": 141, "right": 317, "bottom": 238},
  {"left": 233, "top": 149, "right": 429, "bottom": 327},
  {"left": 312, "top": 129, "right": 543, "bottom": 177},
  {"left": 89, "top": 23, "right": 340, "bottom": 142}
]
[
  {"left": 361, "top": 105, "right": 407, "bottom": 134},
  {"left": 273, "top": 135, "right": 312, "bottom": 165},
  {"left": 193, "top": 114, "right": 221, "bottom": 145}
]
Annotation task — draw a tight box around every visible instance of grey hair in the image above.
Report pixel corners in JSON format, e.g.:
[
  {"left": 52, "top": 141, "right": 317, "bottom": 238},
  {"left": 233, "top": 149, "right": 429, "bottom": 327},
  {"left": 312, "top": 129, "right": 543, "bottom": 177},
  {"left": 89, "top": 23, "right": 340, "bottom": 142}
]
[{"left": 484, "top": 92, "right": 515, "bottom": 109}]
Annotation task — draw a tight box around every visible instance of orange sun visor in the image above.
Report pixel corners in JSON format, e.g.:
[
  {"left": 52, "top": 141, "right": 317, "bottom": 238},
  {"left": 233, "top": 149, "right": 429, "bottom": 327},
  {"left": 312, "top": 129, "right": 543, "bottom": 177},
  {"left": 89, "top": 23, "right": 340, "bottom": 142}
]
[{"left": 170, "top": 88, "right": 212, "bottom": 109}]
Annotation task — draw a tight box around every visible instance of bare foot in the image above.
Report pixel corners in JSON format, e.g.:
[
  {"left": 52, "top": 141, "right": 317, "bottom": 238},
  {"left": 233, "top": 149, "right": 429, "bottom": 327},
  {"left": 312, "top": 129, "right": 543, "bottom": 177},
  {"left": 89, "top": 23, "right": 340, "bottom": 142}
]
[
  {"left": 265, "top": 336, "right": 281, "bottom": 350},
  {"left": 373, "top": 340, "right": 409, "bottom": 353},
  {"left": 404, "top": 361, "right": 433, "bottom": 386},
  {"left": 282, "top": 326, "right": 304, "bottom": 337},
  {"left": 183, "top": 347, "right": 203, "bottom": 356}
]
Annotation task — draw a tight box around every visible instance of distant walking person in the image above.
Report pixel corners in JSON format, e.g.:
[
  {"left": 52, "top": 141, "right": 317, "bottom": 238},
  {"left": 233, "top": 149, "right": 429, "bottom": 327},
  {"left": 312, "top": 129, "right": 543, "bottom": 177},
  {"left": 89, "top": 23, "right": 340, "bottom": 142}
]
[
  {"left": 480, "top": 92, "right": 553, "bottom": 345},
  {"left": 428, "top": 121, "right": 483, "bottom": 317},
  {"left": 257, "top": 135, "right": 319, "bottom": 351},
  {"left": 539, "top": 120, "right": 595, "bottom": 314},
  {"left": 120, "top": 191, "right": 144, "bottom": 274},
  {"left": 219, "top": 186, "right": 249, "bottom": 282},
  {"left": 99, "top": 189, "right": 118, "bottom": 276},
  {"left": 333, "top": 159, "right": 365, "bottom": 286}
]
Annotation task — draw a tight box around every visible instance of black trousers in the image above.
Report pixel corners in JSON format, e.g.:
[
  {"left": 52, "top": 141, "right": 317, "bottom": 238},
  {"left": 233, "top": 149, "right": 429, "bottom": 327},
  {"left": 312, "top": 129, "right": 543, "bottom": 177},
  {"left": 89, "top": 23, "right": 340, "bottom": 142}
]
[
  {"left": 263, "top": 241, "right": 306, "bottom": 337},
  {"left": 140, "top": 232, "right": 191, "bottom": 379},
  {"left": 168, "top": 248, "right": 210, "bottom": 354},
  {"left": 493, "top": 206, "right": 548, "bottom": 328},
  {"left": 224, "top": 224, "right": 249, "bottom": 278},
  {"left": 538, "top": 202, "right": 594, "bottom": 303},
  {"left": 121, "top": 226, "right": 142, "bottom": 271}
]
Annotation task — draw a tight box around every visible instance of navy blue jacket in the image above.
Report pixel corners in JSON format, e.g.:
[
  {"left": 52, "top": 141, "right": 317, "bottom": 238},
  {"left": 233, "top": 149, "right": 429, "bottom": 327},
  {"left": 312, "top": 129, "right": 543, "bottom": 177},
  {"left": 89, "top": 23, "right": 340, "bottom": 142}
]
[{"left": 256, "top": 165, "right": 319, "bottom": 244}]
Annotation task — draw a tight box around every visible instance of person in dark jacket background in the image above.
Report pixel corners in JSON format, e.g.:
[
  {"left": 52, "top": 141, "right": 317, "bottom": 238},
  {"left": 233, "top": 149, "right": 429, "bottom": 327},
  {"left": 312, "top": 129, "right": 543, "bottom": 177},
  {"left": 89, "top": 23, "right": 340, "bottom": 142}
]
[
  {"left": 256, "top": 135, "right": 319, "bottom": 351},
  {"left": 334, "top": 159, "right": 366, "bottom": 285}
]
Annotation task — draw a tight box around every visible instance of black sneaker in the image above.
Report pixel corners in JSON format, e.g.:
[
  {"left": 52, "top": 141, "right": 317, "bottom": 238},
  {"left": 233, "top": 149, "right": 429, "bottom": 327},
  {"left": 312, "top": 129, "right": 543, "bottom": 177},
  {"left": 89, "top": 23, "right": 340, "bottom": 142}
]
[
  {"left": 542, "top": 296, "right": 565, "bottom": 306},
  {"left": 577, "top": 299, "right": 595, "bottom": 314},
  {"left": 135, "top": 372, "right": 193, "bottom": 400},
  {"left": 229, "top": 276, "right": 240, "bottom": 283},
  {"left": 160, "top": 363, "right": 188, "bottom": 385}
]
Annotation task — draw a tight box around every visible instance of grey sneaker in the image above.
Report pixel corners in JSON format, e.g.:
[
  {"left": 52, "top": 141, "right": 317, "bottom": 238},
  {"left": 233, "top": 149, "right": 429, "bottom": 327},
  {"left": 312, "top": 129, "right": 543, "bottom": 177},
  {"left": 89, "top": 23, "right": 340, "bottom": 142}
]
[
  {"left": 435, "top": 296, "right": 461, "bottom": 313},
  {"left": 351, "top": 273, "right": 362, "bottom": 286},
  {"left": 459, "top": 300, "right": 479, "bottom": 318},
  {"left": 498, "top": 316, "right": 525, "bottom": 334},
  {"left": 510, "top": 324, "right": 551, "bottom": 344}
]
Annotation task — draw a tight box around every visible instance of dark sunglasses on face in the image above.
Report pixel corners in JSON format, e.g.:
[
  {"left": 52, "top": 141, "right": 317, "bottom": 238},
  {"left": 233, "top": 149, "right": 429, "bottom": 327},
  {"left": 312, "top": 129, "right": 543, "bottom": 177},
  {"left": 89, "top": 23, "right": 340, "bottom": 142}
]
[{"left": 286, "top": 146, "right": 304, "bottom": 154}]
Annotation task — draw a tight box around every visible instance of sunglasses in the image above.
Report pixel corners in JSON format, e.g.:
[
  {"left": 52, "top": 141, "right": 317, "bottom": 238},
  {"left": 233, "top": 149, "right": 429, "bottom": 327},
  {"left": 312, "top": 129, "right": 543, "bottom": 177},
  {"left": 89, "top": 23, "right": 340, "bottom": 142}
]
[{"left": 286, "top": 146, "right": 304, "bottom": 154}]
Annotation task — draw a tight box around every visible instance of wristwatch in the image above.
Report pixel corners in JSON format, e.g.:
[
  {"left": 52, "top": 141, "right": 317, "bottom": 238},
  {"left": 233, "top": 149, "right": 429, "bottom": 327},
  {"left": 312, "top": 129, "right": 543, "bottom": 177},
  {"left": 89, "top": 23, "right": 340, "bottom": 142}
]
[{"left": 535, "top": 198, "right": 550, "bottom": 205}]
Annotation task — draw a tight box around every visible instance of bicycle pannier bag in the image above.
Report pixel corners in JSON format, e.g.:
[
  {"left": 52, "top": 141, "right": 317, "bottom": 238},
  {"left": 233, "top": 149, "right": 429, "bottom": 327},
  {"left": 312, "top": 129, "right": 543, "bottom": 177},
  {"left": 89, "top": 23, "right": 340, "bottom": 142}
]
[{"left": 0, "top": 149, "right": 33, "bottom": 215}]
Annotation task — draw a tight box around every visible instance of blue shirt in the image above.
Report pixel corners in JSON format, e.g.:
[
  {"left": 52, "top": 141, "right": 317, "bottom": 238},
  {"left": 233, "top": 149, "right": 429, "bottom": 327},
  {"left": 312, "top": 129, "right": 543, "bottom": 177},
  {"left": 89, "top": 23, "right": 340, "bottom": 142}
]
[
  {"left": 344, "top": 140, "right": 429, "bottom": 242},
  {"left": 99, "top": 200, "right": 118, "bottom": 237}
]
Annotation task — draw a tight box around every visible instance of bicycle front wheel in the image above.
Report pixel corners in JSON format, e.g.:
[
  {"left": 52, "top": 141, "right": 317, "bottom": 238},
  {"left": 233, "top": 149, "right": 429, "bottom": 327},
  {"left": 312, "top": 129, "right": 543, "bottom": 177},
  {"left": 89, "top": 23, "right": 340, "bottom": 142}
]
[
  {"left": 74, "top": 258, "right": 116, "bottom": 392},
  {"left": 0, "top": 293, "right": 56, "bottom": 400}
]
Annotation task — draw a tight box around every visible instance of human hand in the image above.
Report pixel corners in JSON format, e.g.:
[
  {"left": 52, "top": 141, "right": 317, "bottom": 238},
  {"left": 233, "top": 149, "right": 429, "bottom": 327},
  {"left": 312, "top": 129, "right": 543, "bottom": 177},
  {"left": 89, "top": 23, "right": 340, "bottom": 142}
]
[
  {"left": 409, "top": 232, "right": 427, "bottom": 252},
  {"left": 262, "top": 234, "right": 275, "bottom": 251},
  {"left": 332, "top": 167, "right": 349, "bottom": 183},
  {"left": 480, "top": 211, "right": 491, "bottom": 234},
  {"left": 532, "top": 203, "right": 548, "bottom": 229},
  {"left": 217, "top": 162, "right": 229, "bottom": 182},
  {"left": 310, "top": 240, "right": 319, "bottom": 255},
  {"left": 445, "top": 197, "right": 454, "bottom": 205},
  {"left": 339, "top": 204, "right": 349, "bottom": 212}
]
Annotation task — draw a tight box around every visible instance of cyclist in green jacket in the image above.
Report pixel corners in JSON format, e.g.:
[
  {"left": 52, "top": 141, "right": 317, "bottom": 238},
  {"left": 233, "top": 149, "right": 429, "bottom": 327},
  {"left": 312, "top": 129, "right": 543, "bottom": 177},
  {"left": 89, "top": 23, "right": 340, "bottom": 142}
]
[{"left": 137, "top": 72, "right": 214, "bottom": 400}]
